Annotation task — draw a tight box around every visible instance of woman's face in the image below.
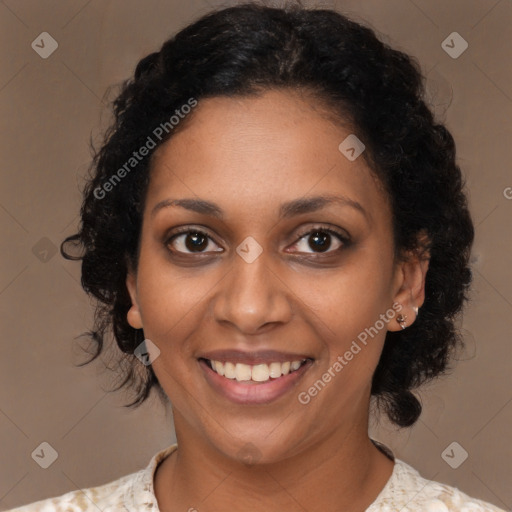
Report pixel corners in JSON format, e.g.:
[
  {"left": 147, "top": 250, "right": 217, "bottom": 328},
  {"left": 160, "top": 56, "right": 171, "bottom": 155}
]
[{"left": 126, "top": 89, "right": 419, "bottom": 464}]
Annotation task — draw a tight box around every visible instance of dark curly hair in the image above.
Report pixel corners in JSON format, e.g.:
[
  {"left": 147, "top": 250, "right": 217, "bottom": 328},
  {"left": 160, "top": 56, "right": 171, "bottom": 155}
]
[{"left": 61, "top": 1, "right": 474, "bottom": 428}]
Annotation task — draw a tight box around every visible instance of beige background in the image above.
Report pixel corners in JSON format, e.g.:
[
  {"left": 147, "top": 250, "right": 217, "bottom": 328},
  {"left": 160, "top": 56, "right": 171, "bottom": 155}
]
[{"left": 1, "top": 0, "right": 511, "bottom": 510}]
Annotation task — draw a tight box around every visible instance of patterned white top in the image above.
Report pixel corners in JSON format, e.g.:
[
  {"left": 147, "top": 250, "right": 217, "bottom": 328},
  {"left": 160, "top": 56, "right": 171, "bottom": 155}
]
[{"left": 6, "top": 441, "right": 506, "bottom": 511}]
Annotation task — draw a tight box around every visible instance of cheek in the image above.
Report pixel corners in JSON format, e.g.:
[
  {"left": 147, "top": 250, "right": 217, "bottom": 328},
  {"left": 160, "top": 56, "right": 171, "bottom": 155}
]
[
  {"left": 294, "top": 255, "right": 391, "bottom": 331},
  {"left": 292, "top": 253, "right": 392, "bottom": 373},
  {"left": 134, "top": 265, "right": 191, "bottom": 346},
  {"left": 136, "top": 244, "right": 206, "bottom": 320}
]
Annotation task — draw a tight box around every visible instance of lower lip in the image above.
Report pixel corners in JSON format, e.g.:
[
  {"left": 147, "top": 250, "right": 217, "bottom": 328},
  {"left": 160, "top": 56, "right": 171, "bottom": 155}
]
[{"left": 199, "top": 359, "right": 313, "bottom": 405}]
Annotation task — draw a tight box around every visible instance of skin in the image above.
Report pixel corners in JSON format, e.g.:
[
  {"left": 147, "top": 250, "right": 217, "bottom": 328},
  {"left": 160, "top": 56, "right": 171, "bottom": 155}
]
[{"left": 125, "top": 89, "right": 429, "bottom": 512}]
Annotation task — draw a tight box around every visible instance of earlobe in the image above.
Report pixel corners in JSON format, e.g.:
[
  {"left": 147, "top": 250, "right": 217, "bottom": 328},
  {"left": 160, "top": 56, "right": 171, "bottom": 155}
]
[
  {"left": 126, "top": 271, "right": 143, "bottom": 330},
  {"left": 389, "top": 250, "right": 430, "bottom": 332}
]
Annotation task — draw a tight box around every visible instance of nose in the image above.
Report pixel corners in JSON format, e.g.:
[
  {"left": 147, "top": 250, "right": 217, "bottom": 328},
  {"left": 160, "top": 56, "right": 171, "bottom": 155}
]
[{"left": 212, "top": 250, "right": 293, "bottom": 335}]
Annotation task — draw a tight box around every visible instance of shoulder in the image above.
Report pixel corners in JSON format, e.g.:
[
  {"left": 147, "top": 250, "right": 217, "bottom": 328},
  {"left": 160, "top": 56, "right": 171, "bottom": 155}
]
[
  {"left": 369, "top": 457, "right": 507, "bottom": 512},
  {"left": 4, "top": 443, "right": 178, "bottom": 512},
  {"left": 4, "top": 471, "right": 141, "bottom": 512}
]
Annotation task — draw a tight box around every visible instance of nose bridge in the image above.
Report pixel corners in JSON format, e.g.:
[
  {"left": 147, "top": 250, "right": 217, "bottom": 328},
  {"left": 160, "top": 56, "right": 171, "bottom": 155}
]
[{"left": 213, "top": 245, "right": 291, "bottom": 333}]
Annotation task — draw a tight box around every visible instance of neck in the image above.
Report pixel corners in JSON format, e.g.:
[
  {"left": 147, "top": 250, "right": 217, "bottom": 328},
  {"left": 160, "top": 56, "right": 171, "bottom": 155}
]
[{"left": 154, "top": 413, "right": 394, "bottom": 512}]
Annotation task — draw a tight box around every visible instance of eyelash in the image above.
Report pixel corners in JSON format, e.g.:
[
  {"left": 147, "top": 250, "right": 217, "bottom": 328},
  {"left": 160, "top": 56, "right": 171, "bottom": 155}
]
[{"left": 165, "top": 225, "right": 351, "bottom": 256}]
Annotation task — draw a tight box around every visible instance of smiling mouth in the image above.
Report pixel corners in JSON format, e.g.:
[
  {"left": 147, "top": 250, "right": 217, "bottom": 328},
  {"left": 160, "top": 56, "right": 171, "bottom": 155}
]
[{"left": 199, "top": 358, "right": 312, "bottom": 383}]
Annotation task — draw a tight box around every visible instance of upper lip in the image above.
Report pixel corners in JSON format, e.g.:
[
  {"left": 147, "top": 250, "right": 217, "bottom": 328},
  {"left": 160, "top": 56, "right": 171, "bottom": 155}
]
[{"left": 199, "top": 349, "right": 313, "bottom": 365}]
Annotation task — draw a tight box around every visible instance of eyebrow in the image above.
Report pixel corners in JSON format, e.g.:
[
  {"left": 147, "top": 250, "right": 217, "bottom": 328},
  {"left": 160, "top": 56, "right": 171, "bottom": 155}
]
[{"left": 150, "top": 194, "right": 369, "bottom": 222}]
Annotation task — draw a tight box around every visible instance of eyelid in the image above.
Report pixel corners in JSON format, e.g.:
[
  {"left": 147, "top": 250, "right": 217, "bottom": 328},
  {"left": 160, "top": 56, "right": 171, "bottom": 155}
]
[
  {"left": 165, "top": 225, "right": 222, "bottom": 252},
  {"left": 164, "top": 224, "right": 351, "bottom": 255},
  {"left": 294, "top": 224, "right": 351, "bottom": 244},
  {"left": 286, "top": 225, "right": 351, "bottom": 255}
]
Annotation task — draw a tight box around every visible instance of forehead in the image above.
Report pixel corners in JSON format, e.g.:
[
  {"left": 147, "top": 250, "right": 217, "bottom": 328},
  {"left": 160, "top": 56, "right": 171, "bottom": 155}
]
[{"left": 147, "top": 89, "right": 389, "bottom": 222}]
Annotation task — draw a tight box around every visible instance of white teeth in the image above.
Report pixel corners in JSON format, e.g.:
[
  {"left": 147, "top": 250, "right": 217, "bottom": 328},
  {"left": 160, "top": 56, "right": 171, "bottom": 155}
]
[
  {"left": 235, "top": 363, "right": 252, "bottom": 381},
  {"left": 290, "top": 360, "right": 301, "bottom": 371},
  {"left": 207, "top": 359, "right": 307, "bottom": 382},
  {"left": 224, "top": 362, "right": 236, "bottom": 379},
  {"left": 269, "top": 362, "right": 281, "bottom": 379},
  {"left": 252, "top": 364, "right": 270, "bottom": 382},
  {"left": 213, "top": 360, "right": 224, "bottom": 376}
]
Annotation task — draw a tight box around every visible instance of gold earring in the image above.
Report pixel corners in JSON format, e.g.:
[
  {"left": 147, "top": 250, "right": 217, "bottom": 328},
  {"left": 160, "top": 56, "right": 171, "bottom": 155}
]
[{"left": 396, "top": 314, "right": 407, "bottom": 330}]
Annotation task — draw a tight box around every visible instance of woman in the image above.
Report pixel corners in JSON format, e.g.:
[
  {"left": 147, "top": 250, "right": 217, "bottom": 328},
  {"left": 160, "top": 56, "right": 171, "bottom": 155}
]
[{"left": 8, "top": 3, "right": 506, "bottom": 511}]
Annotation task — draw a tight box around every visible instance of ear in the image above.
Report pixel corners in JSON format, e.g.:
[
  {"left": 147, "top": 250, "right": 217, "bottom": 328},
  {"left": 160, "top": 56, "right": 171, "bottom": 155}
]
[
  {"left": 388, "top": 231, "right": 430, "bottom": 332},
  {"left": 126, "top": 268, "right": 143, "bottom": 330}
]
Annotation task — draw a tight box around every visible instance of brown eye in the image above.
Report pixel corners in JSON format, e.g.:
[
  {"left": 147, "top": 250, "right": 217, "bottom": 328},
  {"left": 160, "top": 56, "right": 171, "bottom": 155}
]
[
  {"left": 167, "top": 229, "right": 223, "bottom": 254},
  {"left": 289, "top": 227, "right": 350, "bottom": 255},
  {"left": 307, "top": 231, "right": 332, "bottom": 252}
]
